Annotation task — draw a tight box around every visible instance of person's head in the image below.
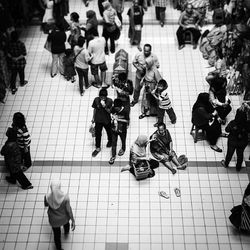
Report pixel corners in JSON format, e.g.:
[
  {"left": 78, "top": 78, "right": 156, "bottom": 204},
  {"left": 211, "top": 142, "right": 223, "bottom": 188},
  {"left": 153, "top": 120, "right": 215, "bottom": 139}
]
[
  {"left": 6, "top": 127, "right": 17, "bottom": 142},
  {"left": 186, "top": 4, "right": 193, "bottom": 14},
  {"left": 113, "top": 98, "right": 123, "bottom": 112},
  {"left": 135, "top": 135, "right": 148, "bottom": 147},
  {"left": 10, "top": 31, "right": 19, "bottom": 42},
  {"left": 99, "top": 88, "right": 108, "bottom": 100},
  {"left": 157, "top": 79, "right": 168, "bottom": 91},
  {"left": 157, "top": 122, "right": 167, "bottom": 136},
  {"left": 196, "top": 92, "right": 210, "bottom": 105},
  {"left": 13, "top": 112, "right": 26, "bottom": 128},
  {"left": 118, "top": 72, "right": 127, "bottom": 82},
  {"left": 143, "top": 44, "right": 152, "bottom": 57},
  {"left": 77, "top": 36, "right": 85, "bottom": 47},
  {"left": 86, "top": 10, "right": 96, "bottom": 19},
  {"left": 70, "top": 12, "right": 79, "bottom": 22},
  {"left": 103, "top": 1, "right": 111, "bottom": 10},
  {"left": 65, "top": 48, "right": 73, "bottom": 57},
  {"left": 133, "top": 0, "right": 139, "bottom": 6},
  {"left": 50, "top": 181, "right": 61, "bottom": 192}
]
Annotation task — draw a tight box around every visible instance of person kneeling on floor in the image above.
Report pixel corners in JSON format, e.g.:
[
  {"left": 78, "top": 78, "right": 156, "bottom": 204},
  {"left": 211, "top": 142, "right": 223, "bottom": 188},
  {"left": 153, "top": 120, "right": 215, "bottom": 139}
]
[
  {"left": 1, "top": 127, "right": 33, "bottom": 190},
  {"left": 149, "top": 122, "right": 186, "bottom": 175}
]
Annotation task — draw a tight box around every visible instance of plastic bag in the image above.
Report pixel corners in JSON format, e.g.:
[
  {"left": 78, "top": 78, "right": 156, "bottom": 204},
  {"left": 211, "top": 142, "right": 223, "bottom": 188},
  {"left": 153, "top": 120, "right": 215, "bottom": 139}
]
[{"left": 89, "top": 123, "right": 95, "bottom": 137}]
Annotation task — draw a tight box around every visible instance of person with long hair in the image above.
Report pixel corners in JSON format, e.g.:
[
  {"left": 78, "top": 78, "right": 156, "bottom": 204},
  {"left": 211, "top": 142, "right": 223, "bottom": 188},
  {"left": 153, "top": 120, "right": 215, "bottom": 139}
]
[
  {"left": 221, "top": 108, "right": 250, "bottom": 171},
  {"left": 68, "top": 12, "right": 81, "bottom": 48},
  {"left": 44, "top": 182, "right": 75, "bottom": 250}
]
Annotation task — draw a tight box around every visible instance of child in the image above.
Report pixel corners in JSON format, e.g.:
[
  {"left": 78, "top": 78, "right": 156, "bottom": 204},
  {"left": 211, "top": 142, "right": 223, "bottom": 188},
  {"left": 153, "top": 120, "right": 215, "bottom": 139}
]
[
  {"left": 1, "top": 127, "right": 33, "bottom": 189},
  {"left": 152, "top": 79, "right": 176, "bottom": 126},
  {"left": 63, "top": 49, "right": 76, "bottom": 82},
  {"left": 12, "top": 112, "right": 32, "bottom": 170}
]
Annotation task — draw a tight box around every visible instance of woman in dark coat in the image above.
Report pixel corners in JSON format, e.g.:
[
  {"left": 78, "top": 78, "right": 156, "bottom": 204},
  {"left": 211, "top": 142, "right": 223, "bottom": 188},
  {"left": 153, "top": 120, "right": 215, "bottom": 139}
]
[
  {"left": 192, "top": 92, "right": 222, "bottom": 152},
  {"left": 48, "top": 23, "right": 66, "bottom": 77},
  {"left": 221, "top": 108, "right": 250, "bottom": 171}
]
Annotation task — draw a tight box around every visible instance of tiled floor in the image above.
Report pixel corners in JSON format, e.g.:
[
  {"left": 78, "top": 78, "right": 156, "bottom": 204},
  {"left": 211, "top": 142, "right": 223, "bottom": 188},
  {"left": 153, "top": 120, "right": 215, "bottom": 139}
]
[{"left": 0, "top": 0, "right": 250, "bottom": 250}]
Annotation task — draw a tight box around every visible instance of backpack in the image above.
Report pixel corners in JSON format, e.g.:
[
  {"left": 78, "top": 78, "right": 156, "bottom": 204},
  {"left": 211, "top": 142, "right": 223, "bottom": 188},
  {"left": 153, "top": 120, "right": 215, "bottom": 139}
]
[{"left": 212, "top": 8, "right": 225, "bottom": 25}]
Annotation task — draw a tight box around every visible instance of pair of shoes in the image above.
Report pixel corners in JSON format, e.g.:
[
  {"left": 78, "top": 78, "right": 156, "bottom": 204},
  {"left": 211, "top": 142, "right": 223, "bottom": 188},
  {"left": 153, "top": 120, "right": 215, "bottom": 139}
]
[
  {"left": 177, "top": 164, "right": 187, "bottom": 170},
  {"left": 210, "top": 145, "right": 222, "bottom": 153},
  {"left": 171, "top": 120, "right": 176, "bottom": 124},
  {"left": 20, "top": 80, "right": 28, "bottom": 86},
  {"left": 22, "top": 185, "right": 33, "bottom": 190},
  {"left": 160, "top": 22, "right": 164, "bottom": 27},
  {"left": 139, "top": 113, "right": 148, "bottom": 119},
  {"left": 130, "top": 101, "right": 137, "bottom": 107},
  {"left": 80, "top": 91, "right": 84, "bottom": 96},
  {"left": 118, "top": 149, "right": 125, "bottom": 156},
  {"left": 193, "top": 44, "right": 198, "bottom": 49},
  {"left": 106, "top": 141, "right": 112, "bottom": 148},
  {"left": 92, "top": 82, "right": 101, "bottom": 88},
  {"left": 171, "top": 169, "right": 177, "bottom": 175},
  {"left": 5, "top": 176, "right": 16, "bottom": 184},
  {"left": 178, "top": 45, "right": 185, "bottom": 50},
  {"left": 92, "top": 148, "right": 101, "bottom": 157},
  {"left": 221, "top": 160, "right": 228, "bottom": 168},
  {"left": 85, "top": 84, "right": 91, "bottom": 89},
  {"left": 11, "top": 88, "right": 17, "bottom": 95},
  {"left": 174, "top": 187, "right": 181, "bottom": 197},
  {"left": 105, "top": 50, "right": 109, "bottom": 55},
  {"left": 110, "top": 50, "right": 115, "bottom": 54},
  {"left": 71, "top": 79, "right": 76, "bottom": 83},
  {"left": 154, "top": 122, "right": 159, "bottom": 127},
  {"left": 236, "top": 166, "right": 241, "bottom": 172},
  {"left": 109, "top": 156, "right": 116, "bottom": 165},
  {"left": 220, "top": 133, "right": 228, "bottom": 138},
  {"left": 85, "top": 0, "right": 89, "bottom": 6},
  {"left": 51, "top": 74, "right": 57, "bottom": 78}
]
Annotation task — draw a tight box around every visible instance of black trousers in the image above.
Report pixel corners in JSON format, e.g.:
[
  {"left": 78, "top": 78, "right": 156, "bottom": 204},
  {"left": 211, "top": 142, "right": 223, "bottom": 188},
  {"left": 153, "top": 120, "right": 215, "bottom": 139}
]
[
  {"left": 8, "top": 170, "right": 32, "bottom": 188},
  {"left": 10, "top": 67, "right": 25, "bottom": 89},
  {"left": 176, "top": 26, "right": 201, "bottom": 46},
  {"left": 20, "top": 147, "right": 32, "bottom": 168},
  {"left": 225, "top": 141, "right": 247, "bottom": 169},
  {"left": 95, "top": 122, "right": 112, "bottom": 148},
  {"left": 157, "top": 107, "right": 176, "bottom": 123},
  {"left": 52, "top": 222, "right": 70, "bottom": 250},
  {"left": 103, "top": 28, "right": 116, "bottom": 53},
  {"left": 111, "top": 130, "right": 127, "bottom": 157}
]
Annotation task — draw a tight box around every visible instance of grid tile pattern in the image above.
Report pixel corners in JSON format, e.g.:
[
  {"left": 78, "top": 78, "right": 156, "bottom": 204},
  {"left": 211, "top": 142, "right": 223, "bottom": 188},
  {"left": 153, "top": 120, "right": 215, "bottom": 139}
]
[{"left": 0, "top": 0, "right": 249, "bottom": 250}]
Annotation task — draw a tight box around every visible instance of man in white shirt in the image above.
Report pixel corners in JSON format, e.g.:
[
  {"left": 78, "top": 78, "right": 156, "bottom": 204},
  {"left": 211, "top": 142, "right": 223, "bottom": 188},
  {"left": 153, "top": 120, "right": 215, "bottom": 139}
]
[
  {"left": 88, "top": 31, "right": 108, "bottom": 88},
  {"left": 130, "top": 43, "right": 160, "bottom": 106}
]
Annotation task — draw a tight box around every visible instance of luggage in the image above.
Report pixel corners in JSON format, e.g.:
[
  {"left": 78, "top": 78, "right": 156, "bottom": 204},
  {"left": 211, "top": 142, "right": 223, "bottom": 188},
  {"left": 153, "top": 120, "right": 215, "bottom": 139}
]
[
  {"left": 133, "top": 160, "right": 151, "bottom": 180},
  {"left": 113, "top": 49, "right": 128, "bottom": 75}
]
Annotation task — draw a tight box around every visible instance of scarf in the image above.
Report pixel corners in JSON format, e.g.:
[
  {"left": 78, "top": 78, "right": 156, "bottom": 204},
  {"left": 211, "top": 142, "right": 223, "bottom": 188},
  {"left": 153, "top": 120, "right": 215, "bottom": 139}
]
[
  {"left": 132, "top": 135, "right": 148, "bottom": 157},
  {"left": 46, "top": 181, "right": 66, "bottom": 210}
]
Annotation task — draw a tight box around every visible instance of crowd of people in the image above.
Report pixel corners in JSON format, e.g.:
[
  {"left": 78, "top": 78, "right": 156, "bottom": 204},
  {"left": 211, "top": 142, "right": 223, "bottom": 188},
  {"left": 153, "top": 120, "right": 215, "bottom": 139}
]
[{"left": 1, "top": 0, "right": 250, "bottom": 249}]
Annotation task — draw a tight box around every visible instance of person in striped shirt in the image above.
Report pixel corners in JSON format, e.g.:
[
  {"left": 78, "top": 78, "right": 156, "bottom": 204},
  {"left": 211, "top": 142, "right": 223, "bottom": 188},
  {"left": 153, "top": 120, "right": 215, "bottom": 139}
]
[
  {"left": 12, "top": 112, "right": 32, "bottom": 170},
  {"left": 152, "top": 79, "right": 177, "bottom": 127}
]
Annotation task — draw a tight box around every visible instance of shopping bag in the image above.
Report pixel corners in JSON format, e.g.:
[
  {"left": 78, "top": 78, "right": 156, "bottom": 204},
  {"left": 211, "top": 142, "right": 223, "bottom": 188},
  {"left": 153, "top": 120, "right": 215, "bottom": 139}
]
[
  {"left": 44, "top": 37, "right": 51, "bottom": 52},
  {"left": 89, "top": 123, "right": 95, "bottom": 137}
]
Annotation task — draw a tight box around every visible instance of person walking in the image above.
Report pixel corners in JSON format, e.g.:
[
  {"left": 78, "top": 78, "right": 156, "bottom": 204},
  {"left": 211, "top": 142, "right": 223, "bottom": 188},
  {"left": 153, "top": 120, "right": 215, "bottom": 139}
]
[
  {"left": 130, "top": 44, "right": 160, "bottom": 106},
  {"left": 221, "top": 109, "right": 250, "bottom": 171},
  {"left": 153, "top": 0, "right": 168, "bottom": 27},
  {"left": 1, "top": 127, "right": 33, "bottom": 190},
  {"left": 48, "top": 23, "right": 67, "bottom": 77},
  {"left": 7, "top": 31, "right": 28, "bottom": 95},
  {"left": 74, "top": 36, "right": 92, "bottom": 96},
  {"left": 44, "top": 181, "right": 75, "bottom": 250},
  {"left": 91, "top": 88, "right": 113, "bottom": 157}
]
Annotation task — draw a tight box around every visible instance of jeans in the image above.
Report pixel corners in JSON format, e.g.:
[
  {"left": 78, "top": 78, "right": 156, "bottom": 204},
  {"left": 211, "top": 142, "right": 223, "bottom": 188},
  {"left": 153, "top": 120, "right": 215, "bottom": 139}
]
[
  {"left": 95, "top": 122, "right": 112, "bottom": 148},
  {"left": 10, "top": 68, "right": 25, "bottom": 89},
  {"left": 75, "top": 67, "right": 89, "bottom": 93},
  {"left": 51, "top": 53, "right": 64, "bottom": 76},
  {"left": 52, "top": 222, "right": 70, "bottom": 250},
  {"left": 132, "top": 75, "right": 142, "bottom": 103},
  {"left": 225, "top": 142, "right": 247, "bottom": 169},
  {"left": 8, "top": 170, "right": 32, "bottom": 188},
  {"left": 176, "top": 26, "right": 201, "bottom": 46},
  {"left": 111, "top": 130, "right": 127, "bottom": 157},
  {"left": 103, "top": 29, "right": 115, "bottom": 53},
  {"left": 157, "top": 107, "right": 176, "bottom": 124}
]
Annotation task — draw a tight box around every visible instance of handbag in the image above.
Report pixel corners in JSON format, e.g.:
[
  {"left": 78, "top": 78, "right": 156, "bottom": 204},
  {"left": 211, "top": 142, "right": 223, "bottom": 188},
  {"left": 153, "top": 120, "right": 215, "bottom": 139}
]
[{"left": 44, "top": 37, "right": 51, "bottom": 52}]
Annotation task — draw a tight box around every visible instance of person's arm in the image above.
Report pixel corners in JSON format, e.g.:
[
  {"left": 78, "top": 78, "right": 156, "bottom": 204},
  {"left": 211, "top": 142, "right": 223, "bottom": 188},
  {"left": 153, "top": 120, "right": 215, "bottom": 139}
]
[
  {"left": 103, "top": 11, "right": 110, "bottom": 23},
  {"left": 178, "top": 12, "right": 186, "bottom": 29},
  {"left": 105, "top": 99, "right": 113, "bottom": 113},
  {"left": 209, "top": 89, "right": 223, "bottom": 107},
  {"left": 154, "top": 55, "right": 160, "bottom": 68},
  {"left": 0, "top": 144, "right": 6, "bottom": 156},
  {"left": 44, "top": 195, "right": 49, "bottom": 207},
  {"left": 225, "top": 121, "right": 234, "bottom": 133},
  {"left": 132, "top": 54, "right": 140, "bottom": 70},
  {"left": 65, "top": 198, "right": 75, "bottom": 231}
]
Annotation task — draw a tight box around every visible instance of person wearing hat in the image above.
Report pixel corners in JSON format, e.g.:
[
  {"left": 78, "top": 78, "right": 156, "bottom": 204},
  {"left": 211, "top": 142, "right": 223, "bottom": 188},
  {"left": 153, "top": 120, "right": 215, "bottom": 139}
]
[
  {"left": 109, "top": 98, "right": 130, "bottom": 164},
  {"left": 1, "top": 127, "right": 33, "bottom": 189},
  {"left": 91, "top": 88, "right": 113, "bottom": 157}
]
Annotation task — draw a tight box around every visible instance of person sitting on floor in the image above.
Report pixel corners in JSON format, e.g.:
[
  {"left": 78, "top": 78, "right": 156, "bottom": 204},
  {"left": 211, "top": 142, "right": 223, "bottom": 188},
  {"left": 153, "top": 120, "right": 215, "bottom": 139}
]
[
  {"left": 121, "top": 135, "right": 159, "bottom": 178},
  {"left": 1, "top": 127, "right": 33, "bottom": 190},
  {"left": 176, "top": 3, "right": 201, "bottom": 50},
  {"left": 149, "top": 122, "right": 185, "bottom": 175},
  {"left": 192, "top": 92, "right": 222, "bottom": 152}
]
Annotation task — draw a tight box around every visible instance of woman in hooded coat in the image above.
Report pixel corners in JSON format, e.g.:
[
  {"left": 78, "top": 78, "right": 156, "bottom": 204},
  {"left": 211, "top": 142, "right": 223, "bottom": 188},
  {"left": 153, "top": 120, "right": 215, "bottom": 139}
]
[{"left": 44, "top": 182, "right": 75, "bottom": 250}]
